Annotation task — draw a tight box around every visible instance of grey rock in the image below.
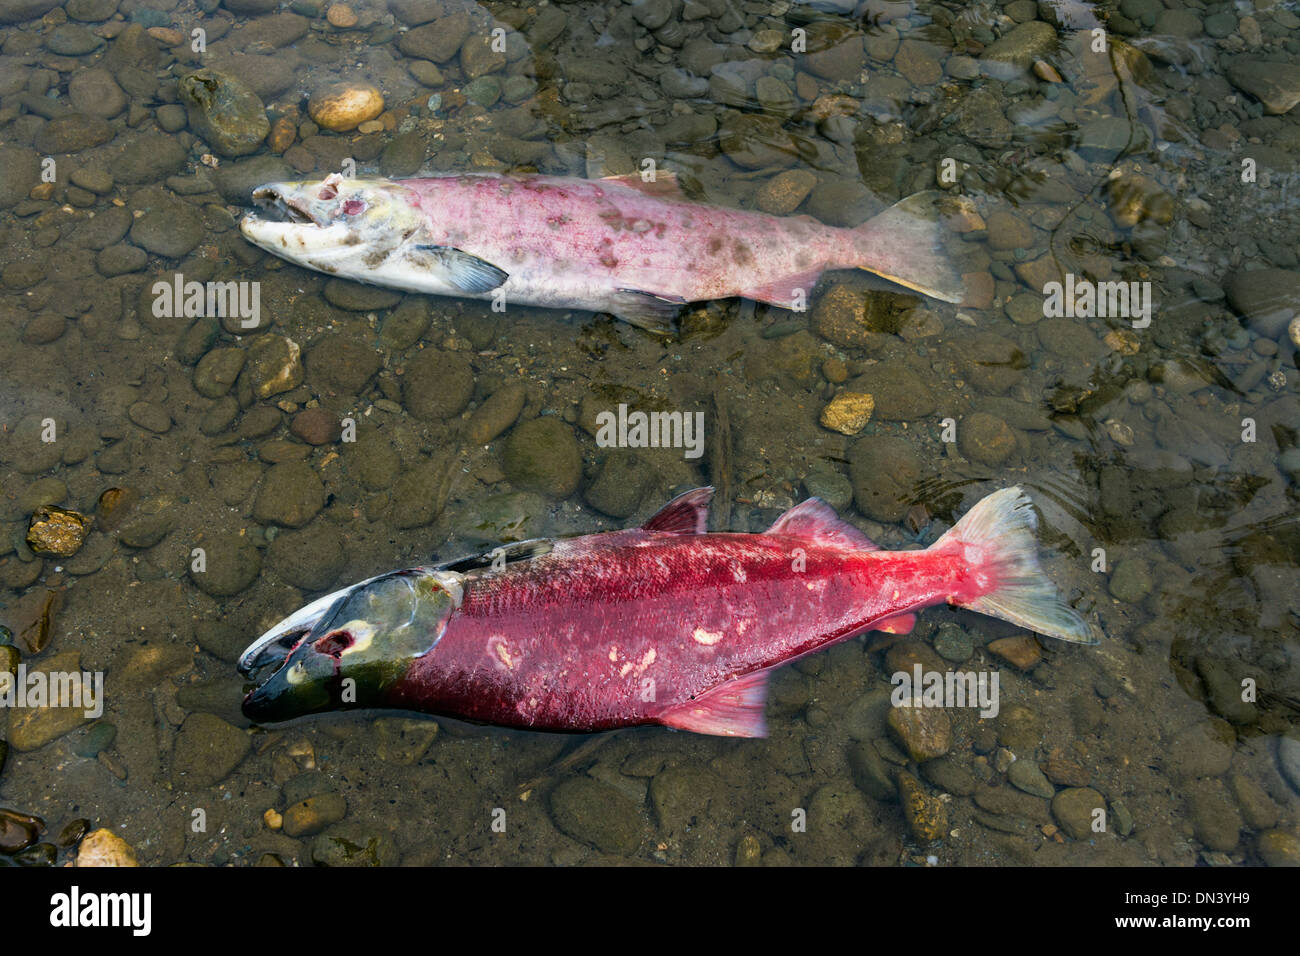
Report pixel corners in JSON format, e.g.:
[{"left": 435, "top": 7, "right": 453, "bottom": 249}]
[
  {"left": 268, "top": 523, "right": 346, "bottom": 591},
  {"left": 129, "top": 192, "right": 205, "bottom": 257},
  {"left": 253, "top": 461, "right": 325, "bottom": 528},
  {"left": 981, "top": 20, "right": 1056, "bottom": 74},
  {"left": 503, "top": 418, "right": 582, "bottom": 498},
  {"left": 35, "top": 114, "right": 113, "bottom": 153},
  {"left": 214, "top": 155, "right": 295, "bottom": 204},
  {"left": 307, "top": 335, "right": 382, "bottom": 395},
  {"left": 0, "top": 0, "right": 61, "bottom": 25},
  {"left": 1008, "top": 759, "right": 1056, "bottom": 798},
  {"left": 190, "top": 532, "right": 262, "bottom": 596},
  {"left": 68, "top": 68, "right": 126, "bottom": 118},
  {"left": 1226, "top": 268, "right": 1300, "bottom": 338},
  {"left": 549, "top": 777, "right": 643, "bottom": 855},
  {"left": 389, "top": 457, "right": 454, "bottom": 530},
  {"left": 849, "top": 435, "right": 922, "bottom": 522},
  {"left": 403, "top": 350, "right": 473, "bottom": 420},
  {"left": 1227, "top": 60, "right": 1300, "bottom": 115},
  {"left": 172, "top": 713, "right": 250, "bottom": 788},
  {"left": 310, "top": 827, "right": 400, "bottom": 866},
  {"left": 114, "top": 133, "right": 188, "bottom": 184},
  {"left": 584, "top": 449, "right": 653, "bottom": 518}
]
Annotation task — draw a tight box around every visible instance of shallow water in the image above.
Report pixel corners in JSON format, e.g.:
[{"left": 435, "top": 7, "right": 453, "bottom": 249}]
[{"left": 0, "top": 0, "right": 1298, "bottom": 867}]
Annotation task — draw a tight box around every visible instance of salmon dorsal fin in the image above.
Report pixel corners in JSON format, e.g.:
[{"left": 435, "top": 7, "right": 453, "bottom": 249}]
[
  {"left": 642, "top": 487, "right": 712, "bottom": 534},
  {"left": 658, "top": 670, "right": 770, "bottom": 737},
  {"left": 767, "top": 498, "right": 879, "bottom": 551},
  {"left": 600, "top": 171, "right": 684, "bottom": 199}
]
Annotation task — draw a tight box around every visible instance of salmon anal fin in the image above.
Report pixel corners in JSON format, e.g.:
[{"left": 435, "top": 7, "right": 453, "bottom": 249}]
[
  {"left": 600, "top": 171, "right": 684, "bottom": 199},
  {"left": 873, "top": 613, "right": 916, "bottom": 635},
  {"left": 741, "top": 269, "right": 823, "bottom": 309},
  {"left": 658, "top": 670, "right": 770, "bottom": 737},
  {"left": 767, "top": 498, "right": 878, "bottom": 550},
  {"left": 642, "top": 487, "right": 712, "bottom": 535}
]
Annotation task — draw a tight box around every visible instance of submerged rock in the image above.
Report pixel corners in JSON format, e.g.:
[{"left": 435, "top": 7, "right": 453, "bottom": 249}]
[
  {"left": 503, "top": 418, "right": 582, "bottom": 498},
  {"left": 1227, "top": 59, "right": 1300, "bottom": 115},
  {"left": 308, "top": 81, "right": 384, "bottom": 132},
  {"left": 26, "top": 506, "right": 92, "bottom": 557},
  {"left": 172, "top": 713, "right": 250, "bottom": 788},
  {"left": 179, "top": 69, "right": 270, "bottom": 157},
  {"left": 75, "top": 829, "right": 139, "bottom": 867},
  {"left": 549, "top": 777, "right": 643, "bottom": 856}
]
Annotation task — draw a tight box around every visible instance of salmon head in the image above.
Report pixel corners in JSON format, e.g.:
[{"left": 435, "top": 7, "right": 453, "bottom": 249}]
[
  {"left": 238, "top": 568, "right": 464, "bottom": 722},
  {"left": 239, "top": 173, "right": 425, "bottom": 276}
]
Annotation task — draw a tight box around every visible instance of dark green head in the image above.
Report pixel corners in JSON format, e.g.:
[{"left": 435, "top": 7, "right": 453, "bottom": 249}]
[{"left": 238, "top": 568, "right": 463, "bottom": 722}]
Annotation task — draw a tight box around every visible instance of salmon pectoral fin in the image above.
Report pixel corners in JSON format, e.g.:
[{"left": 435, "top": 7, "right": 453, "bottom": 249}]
[
  {"left": 600, "top": 171, "right": 685, "bottom": 199},
  {"left": 740, "top": 269, "right": 824, "bottom": 309},
  {"left": 658, "top": 670, "right": 770, "bottom": 738},
  {"left": 609, "top": 289, "right": 686, "bottom": 334},
  {"left": 872, "top": 613, "right": 916, "bottom": 635},
  {"left": 766, "top": 497, "right": 878, "bottom": 550},
  {"left": 642, "top": 487, "right": 712, "bottom": 534},
  {"left": 410, "top": 245, "right": 509, "bottom": 293}
]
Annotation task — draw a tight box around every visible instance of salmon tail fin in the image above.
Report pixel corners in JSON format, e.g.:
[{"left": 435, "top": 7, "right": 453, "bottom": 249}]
[
  {"left": 852, "top": 191, "right": 968, "bottom": 305},
  {"left": 932, "top": 487, "right": 1101, "bottom": 645}
]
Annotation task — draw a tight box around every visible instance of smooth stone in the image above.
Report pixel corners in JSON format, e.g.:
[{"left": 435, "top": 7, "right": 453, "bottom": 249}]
[
  {"left": 503, "top": 417, "right": 582, "bottom": 498},
  {"left": 253, "top": 461, "right": 325, "bottom": 528},
  {"left": 549, "top": 777, "right": 643, "bottom": 855}
]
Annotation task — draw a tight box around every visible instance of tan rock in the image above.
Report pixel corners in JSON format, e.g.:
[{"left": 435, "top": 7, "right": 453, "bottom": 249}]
[
  {"left": 243, "top": 334, "right": 303, "bottom": 400},
  {"left": 147, "top": 27, "right": 184, "bottom": 46},
  {"left": 7, "top": 650, "right": 95, "bottom": 751},
  {"left": 888, "top": 699, "right": 952, "bottom": 761},
  {"left": 820, "top": 391, "right": 875, "bottom": 435},
  {"left": 755, "top": 169, "right": 817, "bottom": 215},
  {"left": 327, "top": 3, "right": 357, "bottom": 28},
  {"left": 1032, "top": 60, "right": 1063, "bottom": 83},
  {"left": 1106, "top": 170, "right": 1175, "bottom": 228},
  {"left": 988, "top": 634, "right": 1042, "bottom": 670},
  {"left": 268, "top": 115, "right": 296, "bottom": 154},
  {"left": 897, "top": 771, "right": 947, "bottom": 842},
  {"left": 76, "top": 829, "right": 139, "bottom": 867},
  {"left": 26, "top": 506, "right": 92, "bottom": 557},
  {"left": 308, "top": 82, "right": 384, "bottom": 132}
]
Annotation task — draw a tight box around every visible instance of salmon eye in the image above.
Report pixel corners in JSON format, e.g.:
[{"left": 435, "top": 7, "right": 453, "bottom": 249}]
[
  {"left": 318, "top": 185, "right": 337, "bottom": 201},
  {"left": 343, "top": 199, "right": 366, "bottom": 216}
]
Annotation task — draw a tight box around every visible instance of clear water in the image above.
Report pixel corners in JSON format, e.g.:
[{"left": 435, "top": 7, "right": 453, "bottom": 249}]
[{"left": 0, "top": 0, "right": 1297, "bottom": 867}]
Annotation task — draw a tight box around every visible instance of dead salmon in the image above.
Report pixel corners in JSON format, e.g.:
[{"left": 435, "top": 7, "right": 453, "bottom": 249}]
[
  {"left": 238, "top": 171, "right": 970, "bottom": 333},
  {"left": 238, "top": 487, "right": 1099, "bottom": 736}
]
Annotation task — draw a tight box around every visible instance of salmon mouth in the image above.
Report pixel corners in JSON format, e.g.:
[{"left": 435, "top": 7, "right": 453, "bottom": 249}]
[{"left": 249, "top": 186, "right": 328, "bottom": 227}]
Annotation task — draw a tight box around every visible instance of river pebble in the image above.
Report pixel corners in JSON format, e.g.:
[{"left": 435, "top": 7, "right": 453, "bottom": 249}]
[
  {"left": 172, "top": 713, "right": 250, "bottom": 788},
  {"left": 549, "top": 777, "right": 643, "bottom": 856},
  {"left": 503, "top": 418, "right": 582, "bottom": 498}
]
